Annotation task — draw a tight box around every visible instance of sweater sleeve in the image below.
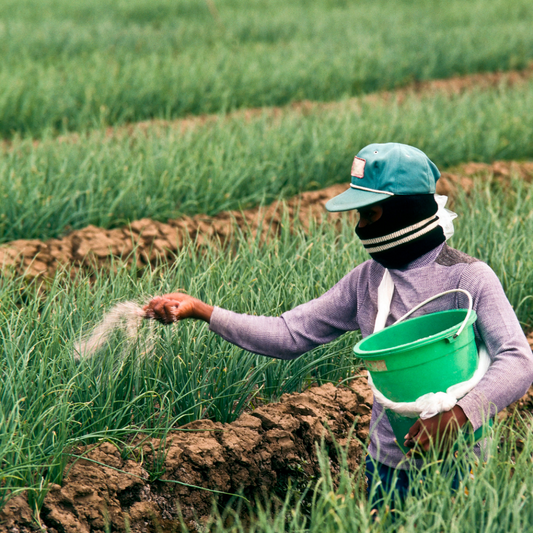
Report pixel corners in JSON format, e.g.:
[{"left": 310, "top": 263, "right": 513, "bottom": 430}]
[
  {"left": 456, "top": 261, "right": 533, "bottom": 430},
  {"left": 208, "top": 267, "right": 362, "bottom": 359}
]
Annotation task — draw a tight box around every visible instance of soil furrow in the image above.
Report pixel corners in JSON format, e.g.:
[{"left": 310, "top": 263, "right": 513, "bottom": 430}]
[
  {"left": 2, "top": 64, "right": 532, "bottom": 152},
  {"left": 0, "top": 379, "right": 373, "bottom": 533},
  {"left": 2, "top": 375, "right": 533, "bottom": 533},
  {"left": 1, "top": 160, "right": 532, "bottom": 280}
]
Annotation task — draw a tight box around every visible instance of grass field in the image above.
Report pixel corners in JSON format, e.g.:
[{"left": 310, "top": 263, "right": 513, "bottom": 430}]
[
  {"left": 2, "top": 78, "right": 533, "bottom": 243},
  {"left": 2, "top": 0, "right": 533, "bottom": 138},
  {"left": 1, "top": 179, "right": 532, "bottom": 517},
  {"left": 208, "top": 422, "right": 533, "bottom": 532},
  {"left": 2, "top": 0, "right": 533, "bottom": 529}
]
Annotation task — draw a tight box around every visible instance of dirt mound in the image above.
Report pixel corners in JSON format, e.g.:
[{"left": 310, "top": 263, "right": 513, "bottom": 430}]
[
  {"left": 0, "top": 183, "right": 347, "bottom": 280},
  {"left": 77, "top": 61, "right": 533, "bottom": 141},
  {"left": 0, "top": 380, "right": 373, "bottom": 533},
  {"left": 3, "top": 372, "right": 533, "bottom": 532},
  {"left": 3, "top": 63, "right": 532, "bottom": 152},
  {"left": 1, "top": 160, "right": 532, "bottom": 280}
]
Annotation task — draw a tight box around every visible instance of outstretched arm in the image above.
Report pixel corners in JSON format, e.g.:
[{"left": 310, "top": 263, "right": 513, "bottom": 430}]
[{"left": 143, "top": 266, "right": 363, "bottom": 359}]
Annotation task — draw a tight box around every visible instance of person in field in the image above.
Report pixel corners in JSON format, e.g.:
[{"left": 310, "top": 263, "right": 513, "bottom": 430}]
[{"left": 144, "top": 142, "right": 533, "bottom": 504}]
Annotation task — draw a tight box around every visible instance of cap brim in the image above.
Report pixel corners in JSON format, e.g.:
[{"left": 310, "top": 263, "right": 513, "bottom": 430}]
[{"left": 325, "top": 187, "right": 392, "bottom": 212}]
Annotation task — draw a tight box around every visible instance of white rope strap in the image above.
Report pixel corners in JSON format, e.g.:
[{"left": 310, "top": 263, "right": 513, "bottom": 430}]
[{"left": 367, "top": 344, "right": 491, "bottom": 419}]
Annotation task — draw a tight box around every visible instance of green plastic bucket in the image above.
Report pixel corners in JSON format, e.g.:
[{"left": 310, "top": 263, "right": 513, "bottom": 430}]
[{"left": 354, "top": 290, "right": 487, "bottom": 453}]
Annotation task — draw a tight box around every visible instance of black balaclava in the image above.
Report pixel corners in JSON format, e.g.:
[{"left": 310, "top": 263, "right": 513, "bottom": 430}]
[{"left": 355, "top": 194, "right": 445, "bottom": 269}]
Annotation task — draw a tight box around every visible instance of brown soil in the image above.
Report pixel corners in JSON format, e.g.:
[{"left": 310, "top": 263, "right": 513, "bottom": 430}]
[
  {"left": 2, "top": 63, "right": 532, "bottom": 152},
  {"left": 96, "top": 61, "right": 533, "bottom": 138},
  {"left": 2, "top": 160, "right": 533, "bottom": 280},
  {"left": 3, "top": 371, "right": 533, "bottom": 533},
  {"left": 0, "top": 379, "right": 373, "bottom": 533}
]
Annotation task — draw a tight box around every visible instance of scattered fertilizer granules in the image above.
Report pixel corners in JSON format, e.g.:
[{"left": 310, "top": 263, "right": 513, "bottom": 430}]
[{"left": 74, "top": 301, "right": 157, "bottom": 360}]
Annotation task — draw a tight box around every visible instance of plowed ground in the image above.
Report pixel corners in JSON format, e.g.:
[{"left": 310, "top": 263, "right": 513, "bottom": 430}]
[
  {"left": 2, "top": 66, "right": 533, "bottom": 533},
  {"left": 1, "top": 379, "right": 373, "bottom": 533},
  {"left": 2, "top": 370, "right": 533, "bottom": 533},
  {"left": 2, "top": 160, "right": 532, "bottom": 280}
]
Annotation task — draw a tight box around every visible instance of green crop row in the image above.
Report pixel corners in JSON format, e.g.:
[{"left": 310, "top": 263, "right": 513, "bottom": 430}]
[
  {"left": 1, "top": 0, "right": 533, "bottom": 138},
  {"left": 2, "top": 79, "right": 533, "bottom": 243},
  {"left": 1, "top": 178, "right": 532, "bottom": 508},
  {"left": 208, "top": 423, "right": 533, "bottom": 533},
  {"left": 0, "top": 215, "right": 363, "bottom": 508}
]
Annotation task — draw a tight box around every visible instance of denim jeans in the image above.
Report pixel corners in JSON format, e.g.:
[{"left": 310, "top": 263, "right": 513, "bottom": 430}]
[{"left": 365, "top": 455, "right": 465, "bottom": 511}]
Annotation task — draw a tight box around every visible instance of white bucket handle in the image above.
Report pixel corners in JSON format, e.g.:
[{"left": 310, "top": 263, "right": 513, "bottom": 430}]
[{"left": 392, "top": 289, "right": 474, "bottom": 340}]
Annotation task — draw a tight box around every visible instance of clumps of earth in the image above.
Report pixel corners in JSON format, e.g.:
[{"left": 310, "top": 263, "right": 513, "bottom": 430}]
[
  {"left": 1, "top": 161, "right": 532, "bottom": 280},
  {"left": 3, "top": 374, "right": 533, "bottom": 533},
  {"left": 0, "top": 380, "right": 374, "bottom": 533},
  {"left": 1, "top": 161, "right": 533, "bottom": 532}
]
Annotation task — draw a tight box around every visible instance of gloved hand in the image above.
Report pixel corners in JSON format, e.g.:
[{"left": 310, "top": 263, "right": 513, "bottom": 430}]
[{"left": 404, "top": 404, "right": 468, "bottom": 456}]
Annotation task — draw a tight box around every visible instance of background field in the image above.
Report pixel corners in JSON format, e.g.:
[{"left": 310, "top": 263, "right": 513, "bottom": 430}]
[
  {"left": 1, "top": 0, "right": 533, "bottom": 530},
  {"left": 1, "top": 0, "right": 533, "bottom": 138},
  {"left": 2, "top": 78, "right": 533, "bottom": 243}
]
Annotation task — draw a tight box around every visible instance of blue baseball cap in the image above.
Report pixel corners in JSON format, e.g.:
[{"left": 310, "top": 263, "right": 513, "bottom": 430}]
[{"left": 325, "top": 143, "right": 441, "bottom": 212}]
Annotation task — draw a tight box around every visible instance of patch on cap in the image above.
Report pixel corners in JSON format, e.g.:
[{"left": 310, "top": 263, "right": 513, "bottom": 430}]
[{"left": 351, "top": 156, "right": 366, "bottom": 178}]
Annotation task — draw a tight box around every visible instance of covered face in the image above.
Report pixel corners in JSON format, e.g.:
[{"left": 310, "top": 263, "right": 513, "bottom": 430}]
[
  {"left": 326, "top": 143, "right": 446, "bottom": 268},
  {"left": 355, "top": 194, "right": 444, "bottom": 269}
]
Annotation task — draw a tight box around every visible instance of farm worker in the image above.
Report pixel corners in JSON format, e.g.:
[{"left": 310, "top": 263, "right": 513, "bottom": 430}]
[{"left": 144, "top": 142, "right": 533, "bottom": 502}]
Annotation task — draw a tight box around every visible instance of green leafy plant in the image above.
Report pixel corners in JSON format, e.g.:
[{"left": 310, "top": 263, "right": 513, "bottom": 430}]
[{"left": 1, "top": 0, "right": 533, "bottom": 138}]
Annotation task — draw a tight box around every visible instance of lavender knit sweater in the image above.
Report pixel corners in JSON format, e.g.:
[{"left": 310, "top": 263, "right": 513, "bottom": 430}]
[{"left": 209, "top": 243, "right": 533, "bottom": 469}]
